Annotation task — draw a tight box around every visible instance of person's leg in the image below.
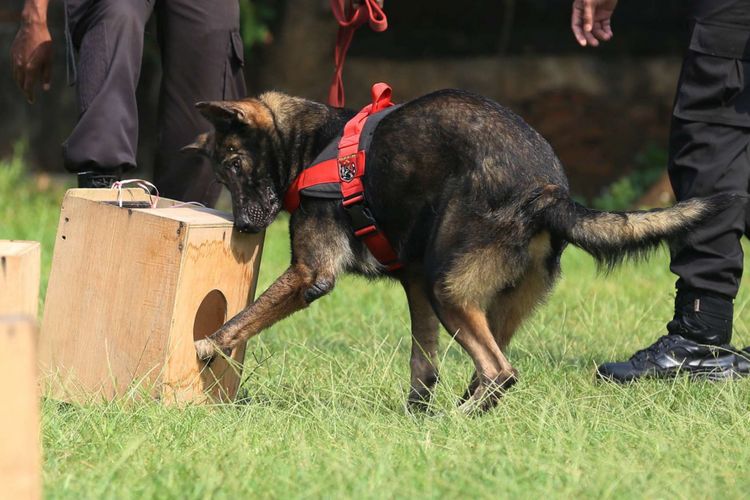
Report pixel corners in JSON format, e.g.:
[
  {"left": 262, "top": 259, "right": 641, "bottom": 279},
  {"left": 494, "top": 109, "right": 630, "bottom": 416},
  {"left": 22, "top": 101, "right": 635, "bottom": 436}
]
[
  {"left": 669, "top": 118, "right": 750, "bottom": 304},
  {"left": 154, "top": 0, "right": 246, "bottom": 206},
  {"left": 62, "top": 0, "right": 155, "bottom": 187},
  {"left": 597, "top": 118, "right": 750, "bottom": 382},
  {"left": 667, "top": 118, "right": 750, "bottom": 344}
]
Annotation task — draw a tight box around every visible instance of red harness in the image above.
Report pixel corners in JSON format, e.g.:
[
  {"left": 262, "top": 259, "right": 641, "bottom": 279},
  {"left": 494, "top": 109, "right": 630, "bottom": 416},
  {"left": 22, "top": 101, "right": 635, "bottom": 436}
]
[{"left": 283, "top": 83, "right": 403, "bottom": 272}]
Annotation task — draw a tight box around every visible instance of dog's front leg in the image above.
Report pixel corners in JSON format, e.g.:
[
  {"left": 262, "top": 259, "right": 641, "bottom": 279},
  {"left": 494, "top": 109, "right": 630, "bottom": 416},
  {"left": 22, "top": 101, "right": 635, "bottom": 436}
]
[{"left": 195, "top": 263, "right": 334, "bottom": 360}]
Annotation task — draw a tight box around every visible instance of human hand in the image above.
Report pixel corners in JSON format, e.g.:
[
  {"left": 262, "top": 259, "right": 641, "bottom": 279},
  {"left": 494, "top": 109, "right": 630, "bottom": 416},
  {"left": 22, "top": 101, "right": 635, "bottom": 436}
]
[
  {"left": 571, "top": 0, "right": 617, "bottom": 47},
  {"left": 10, "top": 18, "right": 53, "bottom": 103}
]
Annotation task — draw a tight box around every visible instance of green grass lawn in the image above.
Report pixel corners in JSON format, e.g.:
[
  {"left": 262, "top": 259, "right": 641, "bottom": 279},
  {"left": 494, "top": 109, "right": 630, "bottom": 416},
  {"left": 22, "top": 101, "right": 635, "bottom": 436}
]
[{"left": 3, "top": 157, "right": 750, "bottom": 499}]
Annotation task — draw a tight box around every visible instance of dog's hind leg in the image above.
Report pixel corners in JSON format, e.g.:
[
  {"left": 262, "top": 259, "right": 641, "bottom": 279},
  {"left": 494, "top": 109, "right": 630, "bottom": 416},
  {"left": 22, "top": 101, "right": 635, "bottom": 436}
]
[
  {"left": 487, "top": 232, "right": 558, "bottom": 350},
  {"left": 429, "top": 242, "right": 526, "bottom": 411},
  {"left": 459, "top": 265, "right": 551, "bottom": 403},
  {"left": 455, "top": 233, "right": 558, "bottom": 404},
  {"left": 432, "top": 298, "right": 518, "bottom": 413},
  {"left": 401, "top": 271, "right": 441, "bottom": 410}
]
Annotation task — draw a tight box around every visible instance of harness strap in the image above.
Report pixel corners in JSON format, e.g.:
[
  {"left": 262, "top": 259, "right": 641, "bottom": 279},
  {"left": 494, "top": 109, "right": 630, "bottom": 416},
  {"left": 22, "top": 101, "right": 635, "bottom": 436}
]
[
  {"left": 284, "top": 83, "right": 403, "bottom": 272},
  {"left": 329, "top": 0, "right": 388, "bottom": 107},
  {"left": 284, "top": 159, "right": 339, "bottom": 212}
]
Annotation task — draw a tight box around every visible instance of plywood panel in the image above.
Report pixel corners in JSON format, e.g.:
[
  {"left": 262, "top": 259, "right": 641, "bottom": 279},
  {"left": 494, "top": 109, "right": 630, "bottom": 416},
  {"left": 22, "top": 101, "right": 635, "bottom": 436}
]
[
  {"left": 0, "top": 316, "right": 41, "bottom": 500},
  {"left": 0, "top": 240, "right": 41, "bottom": 317},
  {"left": 163, "top": 226, "right": 264, "bottom": 403},
  {"left": 40, "top": 194, "right": 182, "bottom": 401},
  {"left": 135, "top": 206, "right": 234, "bottom": 226}
]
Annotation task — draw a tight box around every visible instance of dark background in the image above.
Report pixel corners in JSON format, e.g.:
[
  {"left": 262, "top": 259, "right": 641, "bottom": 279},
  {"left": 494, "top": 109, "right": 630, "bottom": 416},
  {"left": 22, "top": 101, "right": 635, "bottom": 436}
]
[{"left": 0, "top": 0, "right": 692, "bottom": 202}]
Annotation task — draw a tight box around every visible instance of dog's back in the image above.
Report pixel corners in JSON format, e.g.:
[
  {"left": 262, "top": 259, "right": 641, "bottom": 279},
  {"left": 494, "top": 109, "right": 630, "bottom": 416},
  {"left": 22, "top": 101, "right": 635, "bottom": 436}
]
[{"left": 363, "top": 88, "right": 727, "bottom": 275}]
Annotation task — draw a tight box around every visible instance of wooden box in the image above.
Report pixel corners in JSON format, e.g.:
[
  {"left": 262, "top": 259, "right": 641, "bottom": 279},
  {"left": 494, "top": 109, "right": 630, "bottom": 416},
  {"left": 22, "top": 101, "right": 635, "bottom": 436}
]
[
  {"left": 0, "top": 240, "right": 41, "bottom": 317},
  {"left": 39, "top": 189, "right": 264, "bottom": 403},
  {"left": 0, "top": 243, "right": 42, "bottom": 498},
  {"left": 0, "top": 316, "right": 41, "bottom": 500}
]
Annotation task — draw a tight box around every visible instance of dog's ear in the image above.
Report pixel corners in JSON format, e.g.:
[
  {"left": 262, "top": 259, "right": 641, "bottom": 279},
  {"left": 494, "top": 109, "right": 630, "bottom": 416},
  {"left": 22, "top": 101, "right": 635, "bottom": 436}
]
[
  {"left": 181, "top": 132, "right": 213, "bottom": 156},
  {"left": 196, "top": 100, "right": 272, "bottom": 129}
]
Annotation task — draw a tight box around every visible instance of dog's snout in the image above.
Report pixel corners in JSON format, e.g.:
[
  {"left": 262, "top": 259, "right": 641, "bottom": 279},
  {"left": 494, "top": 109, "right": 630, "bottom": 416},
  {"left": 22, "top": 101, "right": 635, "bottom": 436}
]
[
  {"left": 234, "top": 221, "right": 256, "bottom": 233},
  {"left": 234, "top": 215, "right": 263, "bottom": 234}
]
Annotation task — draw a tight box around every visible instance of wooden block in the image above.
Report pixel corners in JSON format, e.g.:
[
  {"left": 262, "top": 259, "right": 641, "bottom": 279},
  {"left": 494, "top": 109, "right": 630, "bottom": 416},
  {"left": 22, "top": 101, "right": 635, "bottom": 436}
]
[
  {"left": 39, "top": 189, "right": 264, "bottom": 403},
  {"left": 0, "top": 315, "right": 41, "bottom": 500},
  {"left": 0, "top": 240, "right": 41, "bottom": 317}
]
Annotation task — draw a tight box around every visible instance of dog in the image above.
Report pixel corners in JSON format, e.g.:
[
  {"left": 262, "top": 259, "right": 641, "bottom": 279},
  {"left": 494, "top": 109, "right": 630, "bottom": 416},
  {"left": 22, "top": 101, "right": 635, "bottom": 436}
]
[{"left": 186, "top": 88, "right": 727, "bottom": 412}]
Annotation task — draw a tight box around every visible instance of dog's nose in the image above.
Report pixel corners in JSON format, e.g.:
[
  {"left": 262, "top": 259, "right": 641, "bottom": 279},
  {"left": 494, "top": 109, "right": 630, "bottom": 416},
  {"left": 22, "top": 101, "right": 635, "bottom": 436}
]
[
  {"left": 234, "top": 222, "right": 254, "bottom": 233},
  {"left": 234, "top": 219, "right": 261, "bottom": 234},
  {"left": 233, "top": 212, "right": 254, "bottom": 233}
]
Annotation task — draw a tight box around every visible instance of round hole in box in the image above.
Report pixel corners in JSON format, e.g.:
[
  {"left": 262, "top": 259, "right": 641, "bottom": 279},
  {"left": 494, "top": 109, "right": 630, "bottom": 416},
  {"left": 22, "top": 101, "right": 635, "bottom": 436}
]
[{"left": 193, "top": 289, "right": 228, "bottom": 341}]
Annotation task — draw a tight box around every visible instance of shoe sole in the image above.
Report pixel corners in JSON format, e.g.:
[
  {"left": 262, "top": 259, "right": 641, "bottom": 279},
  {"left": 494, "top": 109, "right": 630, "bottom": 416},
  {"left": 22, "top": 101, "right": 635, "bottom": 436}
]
[{"left": 597, "top": 366, "right": 750, "bottom": 384}]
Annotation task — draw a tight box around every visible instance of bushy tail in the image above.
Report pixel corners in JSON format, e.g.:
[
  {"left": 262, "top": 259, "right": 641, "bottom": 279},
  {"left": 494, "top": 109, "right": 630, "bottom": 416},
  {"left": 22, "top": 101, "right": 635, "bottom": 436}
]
[{"left": 542, "top": 190, "right": 736, "bottom": 269}]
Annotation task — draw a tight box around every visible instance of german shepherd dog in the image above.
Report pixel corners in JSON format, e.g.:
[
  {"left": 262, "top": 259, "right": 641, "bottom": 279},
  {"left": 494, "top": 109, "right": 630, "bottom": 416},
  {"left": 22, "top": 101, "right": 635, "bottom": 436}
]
[{"left": 188, "top": 89, "right": 725, "bottom": 412}]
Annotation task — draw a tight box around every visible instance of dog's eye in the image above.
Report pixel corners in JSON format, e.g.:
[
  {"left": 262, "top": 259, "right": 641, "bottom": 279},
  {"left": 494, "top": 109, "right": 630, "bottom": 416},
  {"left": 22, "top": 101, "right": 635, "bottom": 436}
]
[{"left": 227, "top": 145, "right": 237, "bottom": 154}]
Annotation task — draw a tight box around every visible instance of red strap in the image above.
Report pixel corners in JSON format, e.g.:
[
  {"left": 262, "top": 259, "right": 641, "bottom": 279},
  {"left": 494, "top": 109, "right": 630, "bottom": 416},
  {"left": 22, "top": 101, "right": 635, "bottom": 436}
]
[
  {"left": 329, "top": 1, "right": 388, "bottom": 107},
  {"left": 361, "top": 231, "right": 402, "bottom": 271},
  {"left": 283, "top": 159, "right": 339, "bottom": 212},
  {"left": 339, "top": 84, "right": 393, "bottom": 157}
]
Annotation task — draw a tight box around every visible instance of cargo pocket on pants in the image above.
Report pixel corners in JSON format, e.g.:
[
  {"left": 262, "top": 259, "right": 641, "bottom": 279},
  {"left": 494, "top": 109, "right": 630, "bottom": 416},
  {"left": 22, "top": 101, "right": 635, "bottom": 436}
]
[{"left": 223, "top": 30, "right": 246, "bottom": 99}]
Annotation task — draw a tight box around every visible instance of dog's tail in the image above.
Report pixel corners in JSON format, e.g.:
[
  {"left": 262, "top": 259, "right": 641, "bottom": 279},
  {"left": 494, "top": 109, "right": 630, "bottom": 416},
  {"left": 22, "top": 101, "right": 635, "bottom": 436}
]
[{"left": 536, "top": 185, "right": 737, "bottom": 269}]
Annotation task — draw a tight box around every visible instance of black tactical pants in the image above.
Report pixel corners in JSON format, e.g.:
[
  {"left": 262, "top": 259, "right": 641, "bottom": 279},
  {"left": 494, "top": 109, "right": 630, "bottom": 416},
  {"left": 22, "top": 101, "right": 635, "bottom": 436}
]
[
  {"left": 62, "top": 0, "right": 246, "bottom": 206},
  {"left": 668, "top": 22, "right": 750, "bottom": 300}
]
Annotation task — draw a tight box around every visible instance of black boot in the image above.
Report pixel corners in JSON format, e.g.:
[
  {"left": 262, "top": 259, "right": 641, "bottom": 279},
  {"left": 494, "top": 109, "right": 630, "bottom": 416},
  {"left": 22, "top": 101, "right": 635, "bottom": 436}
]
[
  {"left": 77, "top": 168, "right": 123, "bottom": 189},
  {"left": 597, "top": 290, "right": 749, "bottom": 382}
]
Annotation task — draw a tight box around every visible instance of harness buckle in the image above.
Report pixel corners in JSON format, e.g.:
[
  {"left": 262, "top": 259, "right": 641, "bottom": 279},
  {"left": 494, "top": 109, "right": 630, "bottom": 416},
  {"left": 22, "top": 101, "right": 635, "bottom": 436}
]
[{"left": 343, "top": 200, "right": 377, "bottom": 236}]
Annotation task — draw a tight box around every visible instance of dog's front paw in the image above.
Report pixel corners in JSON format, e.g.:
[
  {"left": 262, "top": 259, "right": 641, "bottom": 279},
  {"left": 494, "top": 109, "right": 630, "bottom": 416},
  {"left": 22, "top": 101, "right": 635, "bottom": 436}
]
[{"left": 195, "top": 338, "right": 217, "bottom": 361}]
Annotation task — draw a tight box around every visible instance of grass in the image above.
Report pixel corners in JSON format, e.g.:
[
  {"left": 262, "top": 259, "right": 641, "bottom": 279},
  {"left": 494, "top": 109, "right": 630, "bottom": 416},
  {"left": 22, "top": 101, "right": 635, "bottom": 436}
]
[{"left": 3, "top": 157, "right": 750, "bottom": 499}]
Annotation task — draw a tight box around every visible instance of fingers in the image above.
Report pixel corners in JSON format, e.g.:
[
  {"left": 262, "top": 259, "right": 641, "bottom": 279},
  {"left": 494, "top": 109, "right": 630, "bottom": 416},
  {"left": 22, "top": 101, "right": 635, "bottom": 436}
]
[
  {"left": 582, "top": 0, "right": 595, "bottom": 33},
  {"left": 40, "top": 42, "right": 52, "bottom": 92},
  {"left": 572, "top": 0, "right": 614, "bottom": 47},
  {"left": 22, "top": 54, "right": 41, "bottom": 103},
  {"left": 592, "top": 21, "right": 613, "bottom": 42},
  {"left": 583, "top": 27, "right": 599, "bottom": 47},
  {"left": 22, "top": 64, "right": 36, "bottom": 103},
  {"left": 571, "top": 0, "right": 587, "bottom": 46},
  {"left": 12, "top": 58, "right": 25, "bottom": 95},
  {"left": 21, "top": 42, "right": 54, "bottom": 103},
  {"left": 42, "top": 61, "right": 51, "bottom": 92},
  {"left": 599, "top": 18, "right": 614, "bottom": 39},
  {"left": 11, "top": 44, "right": 26, "bottom": 96}
]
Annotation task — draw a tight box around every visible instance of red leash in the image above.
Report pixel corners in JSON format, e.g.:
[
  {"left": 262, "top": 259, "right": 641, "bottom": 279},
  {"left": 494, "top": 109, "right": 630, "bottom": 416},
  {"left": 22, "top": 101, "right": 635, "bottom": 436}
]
[{"left": 329, "top": 0, "right": 388, "bottom": 107}]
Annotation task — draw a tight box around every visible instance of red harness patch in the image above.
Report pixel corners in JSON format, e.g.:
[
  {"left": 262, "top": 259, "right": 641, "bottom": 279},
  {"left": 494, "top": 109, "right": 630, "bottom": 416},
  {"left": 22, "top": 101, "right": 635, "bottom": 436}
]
[{"left": 283, "top": 83, "right": 403, "bottom": 272}]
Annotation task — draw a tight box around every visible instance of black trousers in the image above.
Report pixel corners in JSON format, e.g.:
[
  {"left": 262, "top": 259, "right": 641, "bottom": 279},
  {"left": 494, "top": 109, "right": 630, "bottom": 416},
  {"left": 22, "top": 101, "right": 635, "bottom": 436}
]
[
  {"left": 668, "top": 13, "right": 750, "bottom": 300},
  {"left": 62, "top": 0, "right": 246, "bottom": 206},
  {"left": 668, "top": 118, "right": 750, "bottom": 299}
]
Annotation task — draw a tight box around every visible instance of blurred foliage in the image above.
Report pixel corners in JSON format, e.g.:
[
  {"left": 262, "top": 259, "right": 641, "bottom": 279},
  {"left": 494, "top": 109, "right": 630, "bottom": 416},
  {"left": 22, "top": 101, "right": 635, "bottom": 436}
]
[
  {"left": 591, "top": 145, "right": 667, "bottom": 211},
  {"left": 0, "top": 143, "right": 71, "bottom": 302},
  {"left": 238, "top": 0, "right": 278, "bottom": 53}
]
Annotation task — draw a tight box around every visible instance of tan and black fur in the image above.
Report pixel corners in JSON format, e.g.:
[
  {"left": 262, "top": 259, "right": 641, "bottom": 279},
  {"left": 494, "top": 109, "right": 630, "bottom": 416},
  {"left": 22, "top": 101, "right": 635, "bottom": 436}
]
[{"left": 188, "top": 89, "right": 729, "bottom": 412}]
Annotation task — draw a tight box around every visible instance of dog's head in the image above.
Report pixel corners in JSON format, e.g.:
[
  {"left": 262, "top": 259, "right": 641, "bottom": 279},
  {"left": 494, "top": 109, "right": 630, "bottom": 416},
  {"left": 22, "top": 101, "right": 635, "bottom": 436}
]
[{"left": 186, "top": 98, "right": 281, "bottom": 234}]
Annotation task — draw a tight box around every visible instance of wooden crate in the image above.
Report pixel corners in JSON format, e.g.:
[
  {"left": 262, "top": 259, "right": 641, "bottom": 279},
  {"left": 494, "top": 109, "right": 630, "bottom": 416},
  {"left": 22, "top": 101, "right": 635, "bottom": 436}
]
[
  {"left": 0, "top": 315, "right": 41, "bottom": 500},
  {"left": 0, "top": 240, "right": 41, "bottom": 317},
  {"left": 39, "top": 189, "right": 264, "bottom": 403}
]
